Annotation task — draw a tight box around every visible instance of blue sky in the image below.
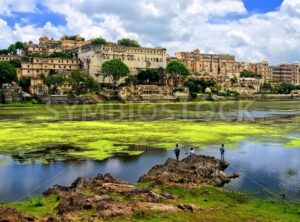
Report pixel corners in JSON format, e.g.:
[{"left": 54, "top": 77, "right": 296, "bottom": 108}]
[
  {"left": 243, "top": 0, "right": 283, "bottom": 13},
  {"left": 0, "top": 0, "right": 299, "bottom": 64}
]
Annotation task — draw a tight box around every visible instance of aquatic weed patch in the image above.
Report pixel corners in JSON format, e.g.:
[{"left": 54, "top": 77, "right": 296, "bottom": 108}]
[{"left": 0, "top": 120, "right": 281, "bottom": 162}]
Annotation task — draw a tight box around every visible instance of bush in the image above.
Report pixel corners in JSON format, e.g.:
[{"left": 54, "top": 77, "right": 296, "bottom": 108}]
[
  {"left": 92, "top": 38, "right": 107, "bottom": 46},
  {"left": 117, "top": 38, "right": 140, "bottom": 47},
  {"left": 240, "top": 70, "right": 255, "bottom": 78},
  {"left": 190, "top": 92, "right": 197, "bottom": 99}
]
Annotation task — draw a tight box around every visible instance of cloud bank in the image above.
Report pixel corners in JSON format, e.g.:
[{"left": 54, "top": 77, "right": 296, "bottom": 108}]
[{"left": 0, "top": 0, "right": 299, "bottom": 64}]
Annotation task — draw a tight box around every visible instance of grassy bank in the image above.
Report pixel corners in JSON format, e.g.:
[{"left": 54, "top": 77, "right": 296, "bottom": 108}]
[{"left": 3, "top": 186, "right": 300, "bottom": 221}]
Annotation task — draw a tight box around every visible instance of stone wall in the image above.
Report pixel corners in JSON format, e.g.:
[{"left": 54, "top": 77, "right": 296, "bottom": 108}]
[
  {"left": 118, "top": 85, "right": 190, "bottom": 102},
  {"left": 0, "top": 84, "right": 23, "bottom": 104}
]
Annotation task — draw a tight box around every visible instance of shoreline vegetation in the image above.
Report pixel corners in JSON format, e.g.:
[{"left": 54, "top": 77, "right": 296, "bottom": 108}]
[{"left": 1, "top": 154, "right": 300, "bottom": 221}]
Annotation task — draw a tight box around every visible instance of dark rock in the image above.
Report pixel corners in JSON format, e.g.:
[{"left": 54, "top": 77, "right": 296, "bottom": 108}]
[
  {"left": 0, "top": 207, "right": 36, "bottom": 222},
  {"left": 229, "top": 172, "right": 240, "bottom": 179},
  {"left": 139, "top": 154, "right": 238, "bottom": 187},
  {"left": 177, "top": 204, "right": 199, "bottom": 212}
]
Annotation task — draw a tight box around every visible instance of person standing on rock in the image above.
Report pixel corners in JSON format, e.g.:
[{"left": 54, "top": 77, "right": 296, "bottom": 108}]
[
  {"left": 174, "top": 144, "right": 181, "bottom": 161},
  {"left": 220, "top": 144, "right": 225, "bottom": 162},
  {"left": 186, "top": 147, "right": 195, "bottom": 155}
]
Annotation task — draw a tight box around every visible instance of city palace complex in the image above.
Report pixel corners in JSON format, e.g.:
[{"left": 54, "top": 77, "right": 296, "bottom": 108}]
[{"left": 1, "top": 34, "right": 300, "bottom": 99}]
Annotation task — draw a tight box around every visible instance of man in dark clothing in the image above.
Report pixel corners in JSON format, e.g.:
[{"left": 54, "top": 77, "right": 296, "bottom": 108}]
[
  {"left": 174, "top": 144, "right": 180, "bottom": 161},
  {"left": 220, "top": 144, "right": 225, "bottom": 162}
]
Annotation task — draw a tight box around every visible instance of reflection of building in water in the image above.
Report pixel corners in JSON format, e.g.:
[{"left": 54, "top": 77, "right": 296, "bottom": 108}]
[
  {"left": 78, "top": 43, "right": 167, "bottom": 84},
  {"left": 118, "top": 85, "right": 189, "bottom": 102}
]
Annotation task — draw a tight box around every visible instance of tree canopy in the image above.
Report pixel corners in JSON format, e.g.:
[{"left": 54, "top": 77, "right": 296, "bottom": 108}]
[
  {"left": 0, "top": 49, "right": 9, "bottom": 55},
  {"left": 101, "top": 59, "right": 130, "bottom": 86},
  {"left": 0, "top": 42, "right": 24, "bottom": 55},
  {"left": 117, "top": 38, "right": 140, "bottom": 47},
  {"left": 62, "top": 35, "right": 85, "bottom": 41},
  {"left": 9, "top": 59, "right": 22, "bottom": 68},
  {"left": 0, "top": 61, "right": 17, "bottom": 86},
  {"left": 166, "top": 61, "right": 189, "bottom": 86},
  {"left": 15, "top": 41, "right": 24, "bottom": 50},
  {"left": 49, "top": 51, "right": 73, "bottom": 59},
  {"left": 240, "top": 70, "right": 255, "bottom": 78},
  {"left": 43, "top": 74, "right": 65, "bottom": 94},
  {"left": 273, "top": 82, "right": 295, "bottom": 94},
  {"left": 7, "top": 44, "right": 17, "bottom": 55},
  {"left": 137, "top": 69, "right": 160, "bottom": 84},
  {"left": 67, "top": 69, "right": 99, "bottom": 95},
  {"left": 19, "top": 76, "right": 31, "bottom": 93},
  {"left": 260, "top": 82, "right": 272, "bottom": 92},
  {"left": 92, "top": 38, "right": 107, "bottom": 46}
]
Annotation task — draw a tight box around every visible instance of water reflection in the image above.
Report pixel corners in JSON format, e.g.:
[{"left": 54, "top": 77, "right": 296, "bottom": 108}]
[{"left": 0, "top": 142, "right": 300, "bottom": 202}]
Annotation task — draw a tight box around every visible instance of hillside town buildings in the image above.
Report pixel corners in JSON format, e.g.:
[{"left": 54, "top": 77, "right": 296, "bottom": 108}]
[
  {"left": 246, "top": 61, "right": 273, "bottom": 83},
  {"left": 23, "top": 35, "right": 86, "bottom": 56},
  {"left": 78, "top": 42, "right": 167, "bottom": 84},
  {"left": 271, "top": 63, "right": 300, "bottom": 85},
  {"left": 0, "top": 55, "right": 19, "bottom": 62},
  {"left": 19, "top": 57, "right": 80, "bottom": 94},
  {"left": 172, "top": 49, "right": 245, "bottom": 83},
  {"left": 2, "top": 34, "right": 300, "bottom": 98}
]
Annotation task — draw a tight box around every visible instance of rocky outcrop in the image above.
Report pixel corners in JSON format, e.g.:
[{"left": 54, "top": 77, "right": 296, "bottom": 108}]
[
  {"left": 43, "top": 173, "right": 178, "bottom": 220},
  {"left": 139, "top": 154, "right": 238, "bottom": 187},
  {"left": 0, "top": 207, "right": 36, "bottom": 222},
  {"left": 2, "top": 154, "right": 239, "bottom": 221}
]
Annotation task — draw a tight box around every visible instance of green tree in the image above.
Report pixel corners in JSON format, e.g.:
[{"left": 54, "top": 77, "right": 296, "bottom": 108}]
[
  {"left": 117, "top": 38, "right": 140, "bottom": 47},
  {"left": 273, "top": 82, "right": 295, "bottom": 94},
  {"left": 43, "top": 74, "right": 65, "bottom": 94},
  {"left": 49, "top": 51, "right": 73, "bottom": 59},
  {"left": 0, "top": 49, "right": 9, "bottom": 55},
  {"left": 62, "top": 35, "right": 84, "bottom": 41},
  {"left": 0, "top": 61, "right": 17, "bottom": 85},
  {"left": 67, "top": 69, "right": 99, "bottom": 95},
  {"left": 184, "top": 80, "right": 200, "bottom": 99},
  {"left": 9, "top": 59, "right": 22, "bottom": 68},
  {"left": 166, "top": 61, "right": 189, "bottom": 87},
  {"left": 92, "top": 38, "right": 107, "bottom": 46},
  {"left": 101, "top": 59, "right": 130, "bottom": 87},
  {"left": 240, "top": 70, "right": 254, "bottom": 78},
  {"left": 19, "top": 76, "right": 31, "bottom": 93},
  {"left": 260, "top": 82, "right": 272, "bottom": 92},
  {"left": 230, "top": 76, "right": 238, "bottom": 85},
  {"left": 15, "top": 41, "right": 24, "bottom": 50},
  {"left": 8, "top": 44, "right": 17, "bottom": 55},
  {"left": 137, "top": 69, "right": 160, "bottom": 84}
]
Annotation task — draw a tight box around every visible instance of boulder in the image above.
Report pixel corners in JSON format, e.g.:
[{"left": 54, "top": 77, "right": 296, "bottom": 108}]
[
  {"left": 0, "top": 207, "right": 36, "bottom": 222},
  {"left": 139, "top": 154, "right": 238, "bottom": 187}
]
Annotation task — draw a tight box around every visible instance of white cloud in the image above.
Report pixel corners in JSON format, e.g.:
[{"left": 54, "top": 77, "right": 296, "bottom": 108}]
[
  {"left": 1, "top": 0, "right": 300, "bottom": 64},
  {"left": 0, "top": 0, "right": 38, "bottom": 15}
]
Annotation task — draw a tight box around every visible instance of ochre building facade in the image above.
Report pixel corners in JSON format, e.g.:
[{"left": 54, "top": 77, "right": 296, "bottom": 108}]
[
  {"left": 78, "top": 43, "right": 167, "bottom": 84},
  {"left": 19, "top": 57, "right": 80, "bottom": 94},
  {"left": 172, "top": 49, "right": 245, "bottom": 83}
]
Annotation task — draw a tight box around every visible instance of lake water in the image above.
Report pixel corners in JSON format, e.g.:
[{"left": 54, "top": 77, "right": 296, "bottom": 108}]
[
  {"left": 1, "top": 141, "right": 300, "bottom": 203},
  {"left": 1, "top": 101, "right": 300, "bottom": 203}
]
